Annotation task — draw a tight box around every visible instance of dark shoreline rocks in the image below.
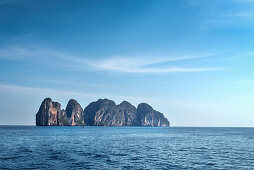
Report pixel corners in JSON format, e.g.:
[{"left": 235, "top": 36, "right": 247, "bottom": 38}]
[{"left": 36, "top": 98, "right": 170, "bottom": 126}]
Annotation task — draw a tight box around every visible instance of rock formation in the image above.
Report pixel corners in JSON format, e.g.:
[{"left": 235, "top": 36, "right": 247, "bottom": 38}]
[
  {"left": 137, "top": 103, "right": 170, "bottom": 126},
  {"left": 84, "top": 99, "right": 116, "bottom": 126},
  {"left": 65, "top": 99, "right": 84, "bottom": 126},
  {"left": 36, "top": 98, "right": 84, "bottom": 126},
  {"left": 84, "top": 99, "right": 138, "bottom": 126},
  {"left": 115, "top": 101, "right": 138, "bottom": 126},
  {"left": 36, "top": 98, "right": 170, "bottom": 126},
  {"left": 58, "top": 109, "right": 68, "bottom": 126},
  {"left": 36, "top": 98, "right": 61, "bottom": 126}
]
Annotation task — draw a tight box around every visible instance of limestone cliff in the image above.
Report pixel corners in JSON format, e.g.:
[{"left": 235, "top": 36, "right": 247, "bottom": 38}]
[
  {"left": 84, "top": 99, "right": 117, "bottom": 126},
  {"left": 84, "top": 99, "right": 169, "bottom": 126},
  {"left": 137, "top": 103, "right": 170, "bottom": 126},
  {"left": 36, "top": 98, "right": 61, "bottom": 126},
  {"left": 65, "top": 99, "right": 84, "bottom": 126},
  {"left": 36, "top": 98, "right": 170, "bottom": 126},
  {"left": 84, "top": 99, "right": 138, "bottom": 126}
]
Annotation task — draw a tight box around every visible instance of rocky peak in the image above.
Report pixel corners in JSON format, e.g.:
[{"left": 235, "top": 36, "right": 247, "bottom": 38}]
[
  {"left": 43, "top": 97, "right": 52, "bottom": 104},
  {"left": 84, "top": 99, "right": 139, "bottom": 126},
  {"left": 84, "top": 99, "right": 116, "bottom": 126},
  {"left": 36, "top": 98, "right": 170, "bottom": 127},
  {"left": 66, "top": 99, "right": 84, "bottom": 126},
  {"left": 119, "top": 101, "right": 134, "bottom": 108},
  {"left": 97, "top": 99, "right": 116, "bottom": 107},
  {"left": 137, "top": 103, "right": 170, "bottom": 126},
  {"left": 36, "top": 97, "right": 61, "bottom": 126},
  {"left": 137, "top": 103, "right": 154, "bottom": 113},
  {"left": 66, "top": 99, "right": 80, "bottom": 117}
]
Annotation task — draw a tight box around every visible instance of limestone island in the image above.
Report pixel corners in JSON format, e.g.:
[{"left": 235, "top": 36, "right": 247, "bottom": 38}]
[{"left": 36, "top": 98, "right": 170, "bottom": 126}]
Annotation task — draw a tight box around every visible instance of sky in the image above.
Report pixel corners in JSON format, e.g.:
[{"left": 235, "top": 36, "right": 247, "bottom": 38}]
[{"left": 0, "top": 0, "right": 254, "bottom": 126}]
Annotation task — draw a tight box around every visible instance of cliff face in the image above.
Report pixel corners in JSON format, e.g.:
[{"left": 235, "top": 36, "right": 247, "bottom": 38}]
[
  {"left": 36, "top": 98, "right": 170, "bottom": 126},
  {"left": 137, "top": 103, "right": 170, "bottom": 126},
  {"left": 36, "top": 98, "right": 61, "bottom": 126},
  {"left": 36, "top": 98, "right": 84, "bottom": 126},
  {"left": 113, "top": 101, "right": 138, "bottom": 126},
  {"left": 58, "top": 109, "right": 68, "bottom": 126},
  {"left": 65, "top": 99, "right": 84, "bottom": 126},
  {"left": 84, "top": 99, "right": 169, "bottom": 126},
  {"left": 84, "top": 99, "right": 117, "bottom": 126}
]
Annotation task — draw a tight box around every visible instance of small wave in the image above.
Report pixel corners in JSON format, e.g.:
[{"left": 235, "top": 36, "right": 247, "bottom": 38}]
[
  {"left": 178, "top": 148, "right": 188, "bottom": 151},
  {"left": 1, "top": 155, "right": 21, "bottom": 160},
  {"left": 19, "top": 147, "right": 32, "bottom": 153},
  {"left": 130, "top": 156, "right": 141, "bottom": 161},
  {"left": 207, "top": 162, "right": 216, "bottom": 166},
  {"left": 71, "top": 161, "right": 85, "bottom": 168},
  {"left": 122, "top": 165, "right": 134, "bottom": 169},
  {"left": 93, "top": 153, "right": 109, "bottom": 159},
  {"left": 47, "top": 151, "right": 66, "bottom": 160},
  {"left": 111, "top": 153, "right": 127, "bottom": 156}
]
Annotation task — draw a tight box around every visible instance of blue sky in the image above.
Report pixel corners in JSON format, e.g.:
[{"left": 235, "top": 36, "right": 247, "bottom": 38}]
[{"left": 0, "top": 0, "right": 254, "bottom": 126}]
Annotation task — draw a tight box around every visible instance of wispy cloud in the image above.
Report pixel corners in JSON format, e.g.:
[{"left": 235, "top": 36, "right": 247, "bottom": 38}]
[
  {"left": 86, "top": 53, "right": 222, "bottom": 73},
  {"left": 0, "top": 45, "right": 222, "bottom": 74},
  {"left": 91, "top": 58, "right": 221, "bottom": 73},
  {"left": 0, "top": 83, "right": 168, "bottom": 107},
  {"left": 192, "top": 0, "right": 254, "bottom": 29},
  {"left": 0, "top": 83, "right": 222, "bottom": 111},
  {"left": 0, "top": 83, "right": 96, "bottom": 97}
]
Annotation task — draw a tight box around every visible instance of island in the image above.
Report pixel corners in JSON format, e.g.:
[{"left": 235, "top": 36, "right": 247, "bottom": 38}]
[{"left": 36, "top": 98, "right": 170, "bottom": 126}]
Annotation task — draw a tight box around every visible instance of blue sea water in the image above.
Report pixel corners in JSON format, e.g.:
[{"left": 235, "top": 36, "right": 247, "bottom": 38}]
[{"left": 0, "top": 126, "right": 253, "bottom": 169}]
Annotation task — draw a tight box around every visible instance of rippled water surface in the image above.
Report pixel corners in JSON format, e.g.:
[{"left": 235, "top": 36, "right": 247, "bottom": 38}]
[{"left": 0, "top": 126, "right": 254, "bottom": 169}]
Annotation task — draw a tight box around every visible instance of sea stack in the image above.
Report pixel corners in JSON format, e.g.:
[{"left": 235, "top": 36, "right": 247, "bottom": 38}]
[
  {"left": 84, "top": 99, "right": 138, "bottom": 126},
  {"left": 65, "top": 99, "right": 84, "bottom": 126},
  {"left": 36, "top": 98, "right": 61, "bottom": 126},
  {"left": 36, "top": 98, "right": 170, "bottom": 126},
  {"left": 137, "top": 103, "right": 170, "bottom": 126}
]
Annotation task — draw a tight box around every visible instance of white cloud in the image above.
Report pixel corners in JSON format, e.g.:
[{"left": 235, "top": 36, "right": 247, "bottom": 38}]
[
  {"left": 0, "top": 83, "right": 222, "bottom": 111},
  {"left": 0, "top": 83, "right": 96, "bottom": 97},
  {"left": 86, "top": 53, "right": 222, "bottom": 73},
  {"left": 92, "top": 60, "right": 221, "bottom": 73},
  {"left": 0, "top": 45, "right": 222, "bottom": 74},
  {"left": 192, "top": 0, "right": 254, "bottom": 29}
]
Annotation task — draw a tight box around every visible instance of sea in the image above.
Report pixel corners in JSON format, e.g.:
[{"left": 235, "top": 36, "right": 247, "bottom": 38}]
[{"left": 0, "top": 126, "right": 253, "bottom": 169}]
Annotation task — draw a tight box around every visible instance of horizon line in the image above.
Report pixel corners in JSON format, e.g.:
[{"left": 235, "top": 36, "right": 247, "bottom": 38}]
[{"left": 0, "top": 125, "right": 253, "bottom": 128}]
